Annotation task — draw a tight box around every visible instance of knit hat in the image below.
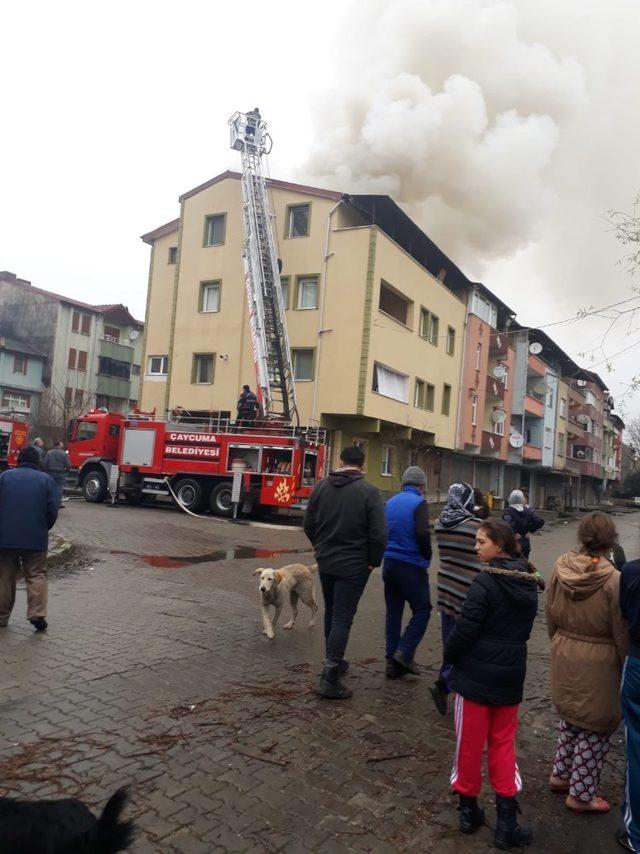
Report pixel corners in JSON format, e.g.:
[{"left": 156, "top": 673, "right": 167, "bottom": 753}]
[
  {"left": 509, "top": 489, "right": 525, "bottom": 507},
  {"left": 402, "top": 466, "right": 427, "bottom": 487}
]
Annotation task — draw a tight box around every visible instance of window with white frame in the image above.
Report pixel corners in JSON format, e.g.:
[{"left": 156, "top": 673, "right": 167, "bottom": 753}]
[
  {"left": 381, "top": 445, "right": 395, "bottom": 476},
  {"left": 2, "top": 389, "right": 30, "bottom": 411},
  {"left": 419, "top": 308, "right": 439, "bottom": 344},
  {"left": 544, "top": 427, "right": 553, "bottom": 450},
  {"left": 446, "top": 326, "right": 455, "bottom": 355},
  {"left": 547, "top": 388, "right": 554, "bottom": 409},
  {"left": 296, "top": 277, "right": 318, "bottom": 309},
  {"left": 558, "top": 433, "right": 566, "bottom": 456},
  {"left": 495, "top": 418, "right": 505, "bottom": 436},
  {"left": 287, "top": 204, "right": 310, "bottom": 238},
  {"left": 372, "top": 362, "right": 409, "bottom": 403},
  {"left": 203, "top": 214, "right": 226, "bottom": 246},
  {"left": 292, "top": 348, "right": 315, "bottom": 381},
  {"left": 200, "top": 281, "right": 221, "bottom": 313},
  {"left": 192, "top": 353, "right": 214, "bottom": 384},
  {"left": 148, "top": 355, "right": 168, "bottom": 375},
  {"left": 414, "top": 379, "right": 426, "bottom": 409},
  {"left": 560, "top": 397, "right": 567, "bottom": 418},
  {"left": 502, "top": 365, "right": 509, "bottom": 389},
  {"left": 279, "top": 277, "right": 290, "bottom": 310},
  {"left": 475, "top": 343, "right": 482, "bottom": 370},
  {"left": 469, "top": 291, "right": 498, "bottom": 327},
  {"left": 471, "top": 394, "right": 478, "bottom": 426},
  {"left": 585, "top": 390, "right": 596, "bottom": 406}
]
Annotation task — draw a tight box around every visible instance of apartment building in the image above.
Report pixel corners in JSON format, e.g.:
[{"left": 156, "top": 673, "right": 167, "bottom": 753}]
[
  {"left": 140, "top": 171, "right": 470, "bottom": 495},
  {"left": 0, "top": 272, "right": 144, "bottom": 438},
  {"left": 0, "top": 335, "right": 45, "bottom": 423}
]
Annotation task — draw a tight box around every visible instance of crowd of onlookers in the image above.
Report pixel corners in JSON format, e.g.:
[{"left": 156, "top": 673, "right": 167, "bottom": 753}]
[{"left": 304, "top": 445, "right": 639, "bottom": 852}]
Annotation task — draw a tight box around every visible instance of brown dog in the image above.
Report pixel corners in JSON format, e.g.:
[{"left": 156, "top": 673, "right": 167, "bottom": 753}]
[{"left": 254, "top": 563, "right": 318, "bottom": 639}]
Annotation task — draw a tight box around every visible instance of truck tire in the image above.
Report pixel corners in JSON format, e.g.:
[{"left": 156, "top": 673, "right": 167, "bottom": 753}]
[
  {"left": 82, "top": 469, "right": 108, "bottom": 503},
  {"left": 172, "top": 477, "right": 203, "bottom": 513},
  {"left": 210, "top": 481, "right": 234, "bottom": 517}
]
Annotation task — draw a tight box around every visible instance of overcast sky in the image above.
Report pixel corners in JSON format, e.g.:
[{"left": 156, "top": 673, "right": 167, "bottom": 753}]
[{"left": 4, "top": 0, "right": 640, "bottom": 413}]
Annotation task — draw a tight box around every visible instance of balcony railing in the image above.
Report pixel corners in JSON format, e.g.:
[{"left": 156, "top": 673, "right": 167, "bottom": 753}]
[
  {"left": 489, "top": 332, "right": 511, "bottom": 356},
  {"left": 527, "top": 353, "right": 546, "bottom": 376},
  {"left": 523, "top": 444, "right": 543, "bottom": 462},
  {"left": 485, "top": 374, "right": 506, "bottom": 400},
  {"left": 567, "top": 418, "right": 585, "bottom": 439},
  {"left": 524, "top": 395, "right": 544, "bottom": 418},
  {"left": 482, "top": 431, "right": 503, "bottom": 455}
]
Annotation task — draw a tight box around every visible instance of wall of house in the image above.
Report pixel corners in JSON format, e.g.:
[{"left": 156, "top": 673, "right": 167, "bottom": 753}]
[
  {"left": 543, "top": 370, "right": 559, "bottom": 468},
  {"left": 555, "top": 378, "right": 569, "bottom": 470}
]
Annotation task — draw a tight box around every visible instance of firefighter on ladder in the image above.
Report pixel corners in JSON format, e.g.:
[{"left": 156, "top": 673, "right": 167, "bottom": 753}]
[{"left": 237, "top": 385, "right": 258, "bottom": 428}]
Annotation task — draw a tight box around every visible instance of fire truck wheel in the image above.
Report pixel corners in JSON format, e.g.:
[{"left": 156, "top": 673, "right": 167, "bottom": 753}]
[
  {"left": 82, "top": 469, "right": 108, "bottom": 503},
  {"left": 172, "top": 477, "right": 203, "bottom": 512},
  {"left": 210, "top": 481, "right": 234, "bottom": 517}
]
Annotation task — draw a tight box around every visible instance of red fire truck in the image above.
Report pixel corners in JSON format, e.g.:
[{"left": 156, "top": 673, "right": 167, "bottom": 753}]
[
  {"left": 0, "top": 416, "right": 29, "bottom": 470},
  {"left": 66, "top": 409, "right": 325, "bottom": 516}
]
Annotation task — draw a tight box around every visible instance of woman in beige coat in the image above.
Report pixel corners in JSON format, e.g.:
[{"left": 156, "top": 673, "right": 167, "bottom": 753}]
[{"left": 546, "top": 512, "right": 628, "bottom": 814}]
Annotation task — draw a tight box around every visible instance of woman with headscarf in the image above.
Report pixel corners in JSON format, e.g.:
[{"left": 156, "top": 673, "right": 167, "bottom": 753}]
[
  {"left": 431, "top": 483, "right": 483, "bottom": 715},
  {"left": 502, "top": 490, "right": 544, "bottom": 559}
]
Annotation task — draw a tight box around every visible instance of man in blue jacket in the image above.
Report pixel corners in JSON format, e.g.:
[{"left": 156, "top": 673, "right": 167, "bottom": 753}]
[
  {"left": 383, "top": 466, "right": 432, "bottom": 679},
  {"left": 0, "top": 446, "right": 59, "bottom": 631},
  {"left": 619, "top": 557, "right": 640, "bottom": 853}
]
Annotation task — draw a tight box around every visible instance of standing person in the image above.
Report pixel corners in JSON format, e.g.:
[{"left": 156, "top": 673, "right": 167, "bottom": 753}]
[
  {"left": 620, "top": 553, "right": 640, "bottom": 852},
  {"left": 303, "top": 445, "right": 387, "bottom": 699},
  {"left": 445, "top": 519, "right": 540, "bottom": 848},
  {"left": 44, "top": 441, "right": 70, "bottom": 509},
  {"left": 0, "top": 446, "right": 58, "bottom": 631},
  {"left": 31, "top": 437, "right": 45, "bottom": 466},
  {"left": 502, "top": 490, "right": 545, "bottom": 559},
  {"left": 431, "top": 483, "right": 483, "bottom": 715},
  {"left": 383, "top": 466, "right": 432, "bottom": 679},
  {"left": 236, "top": 385, "right": 258, "bottom": 427},
  {"left": 546, "top": 512, "right": 628, "bottom": 814}
]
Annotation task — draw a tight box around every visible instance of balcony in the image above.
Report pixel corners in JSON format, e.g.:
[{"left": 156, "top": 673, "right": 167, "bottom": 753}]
[
  {"left": 523, "top": 444, "right": 543, "bottom": 462},
  {"left": 99, "top": 339, "right": 134, "bottom": 364},
  {"left": 96, "top": 376, "right": 131, "bottom": 399},
  {"left": 485, "top": 374, "right": 506, "bottom": 400},
  {"left": 567, "top": 418, "right": 585, "bottom": 440},
  {"left": 481, "top": 431, "right": 503, "bottom": 456},
  {"left": 490, "top": 332, "right": 511, "bottom": 356},
  {"left": 568, "top": 384, "right": 586, "bottom": 406},
  {"left": 566, "top": 457, "right": 582, "bottom": 475},
  {"left": 580, "top": 460, "right": 603, "bottom": 479},
  {"left": 524, "top": 395, "right": 544, "bottom": 418},
  {"left": 580, "top": 431, "right": 599, "bottom": 449},
  {"left": 527, "top": 353, "right": 546, "bottom": 376}
]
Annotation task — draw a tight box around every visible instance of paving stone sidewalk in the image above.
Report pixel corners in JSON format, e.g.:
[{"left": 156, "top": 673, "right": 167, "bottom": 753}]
[{"left": 0, "top": 500, "right": 634, "bottom": 853}]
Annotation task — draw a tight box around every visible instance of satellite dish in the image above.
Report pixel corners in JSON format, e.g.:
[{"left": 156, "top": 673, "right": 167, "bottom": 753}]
[
  {"left": 492, "top": 408, "right": 506, "bottom": 424},
  {"left": 493, "top": 365, "right": 507, "bottom": 380},
  {"left": 509, "top": 431, "right": 524, "bottom": 448},
  {"left": 576, "top": 449, "right": 586, "bottom": 458},
  {"left": 529, "top": 342, "right": 543, "bottom": 355},
  {"left": 129, "top": 329, "right": 140, "bottom": 341}
]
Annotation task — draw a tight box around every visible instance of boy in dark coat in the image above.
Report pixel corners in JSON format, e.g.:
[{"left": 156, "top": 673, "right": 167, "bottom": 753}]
[
  {"left": 445, "top": 519, "right": 542, "bottom": 849},
  {"left": 502, "top": 489, "right": 544, "bottom": 558}
]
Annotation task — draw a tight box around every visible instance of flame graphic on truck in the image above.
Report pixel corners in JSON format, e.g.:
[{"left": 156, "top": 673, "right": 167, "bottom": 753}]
[{"left": 274, "top": 479, "right": 293, "bottom": 504}]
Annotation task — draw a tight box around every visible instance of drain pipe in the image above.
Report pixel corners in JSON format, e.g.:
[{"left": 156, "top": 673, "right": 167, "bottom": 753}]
[{"left": 311, "top": 200, "right": 341, "bottom": 425}]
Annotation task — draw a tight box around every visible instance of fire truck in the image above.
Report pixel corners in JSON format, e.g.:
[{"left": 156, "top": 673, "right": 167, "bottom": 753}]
[
  {"left": 66, "top": 108, "right": 327, "bottom": 516},
  {"left": 0, "top": 416, "right": 29, "bottom": 470}
]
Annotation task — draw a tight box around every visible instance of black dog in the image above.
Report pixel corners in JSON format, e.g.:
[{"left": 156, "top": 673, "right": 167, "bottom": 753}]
[{"left": 0, "top": 786, "right": 134, "bottom": 853}]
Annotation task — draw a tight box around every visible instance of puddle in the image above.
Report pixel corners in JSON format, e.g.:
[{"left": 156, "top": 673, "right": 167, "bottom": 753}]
[{"left": 110, "top": 546, "right": 312, "bottom": 569}]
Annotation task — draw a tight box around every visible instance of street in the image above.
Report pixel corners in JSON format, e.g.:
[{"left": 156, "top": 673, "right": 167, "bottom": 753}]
[{"left": 0, "top": 501, "right": 636, "bottom": 853}]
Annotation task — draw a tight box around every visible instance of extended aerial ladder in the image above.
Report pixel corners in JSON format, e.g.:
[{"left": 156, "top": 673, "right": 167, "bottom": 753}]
[{"left": 229, "top": 108, "right": 299, "bottom": 425}]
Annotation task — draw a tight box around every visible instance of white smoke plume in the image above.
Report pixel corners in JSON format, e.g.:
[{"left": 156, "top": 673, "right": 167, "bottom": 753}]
[{"left": 302, "top": 0, "right": 589, "bottom": 265}]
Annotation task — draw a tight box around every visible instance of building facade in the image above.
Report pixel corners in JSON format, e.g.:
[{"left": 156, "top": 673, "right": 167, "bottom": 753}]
[{"left": 0, "top": 336, "right": 45, "bottom": 424}]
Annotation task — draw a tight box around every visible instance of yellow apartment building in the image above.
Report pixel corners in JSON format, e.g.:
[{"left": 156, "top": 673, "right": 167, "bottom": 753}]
[{"left": 140, "top": 172, "right": 467, "bottom": 493}]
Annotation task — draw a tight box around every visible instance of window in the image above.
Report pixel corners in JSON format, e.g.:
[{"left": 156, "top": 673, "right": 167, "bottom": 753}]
[
  {"left": 419, "top": 308, "right": 439, "bottom": 344},
  {"left": 495, "top": 418, "right": 505, "bottom": 436},
  {"left": 471, "top": 394, "right": 478, "bottom": 426},
  {"left": 200, "top": 281, "right": 221, "bottom": 313},
  {"left": 77, "top": 350, "right": 87, "bottom": 372},
  {"left": 585, "top": 390, "right": 596, "bottom": 406},
  {"left": 81, "top": 314, "right": 91, "bottom": 335},
  {"left": 76, "top": 421, "right": 98, "bottom": 441},
  {"left": 203, "top": 213, "right": 226, "bottom": 246},
  {"left": 292, "top": 348, "right": 315, "bottom": 381},
  {"left": 148, "top": 355, "right": 168, "bottom": 375},
  {"left": 65, "top": 387, "right": 73, "bottom": 407},
  {"left": 68, "top": 348, "right": 77, "bottom": 369},
  {"left": 98, "top": 357, "right": 130, "bottom": 380},
  {"left": 192, "top": 353, "right": 215, "bottom": 384},
  {"left": 446, "top": 326, "right": 455, "bottom": 355},
  {"left": 475, "top": 343, "right": 482, "bottom": 370},
  {"left": 560, "top": 398, "right": 567, "bottom": 418},
  {"left": 414, "top": 379, "right": 425, "bottom": 409},
  {"left": 379, "top": 281, "right": 411, "bottom": 326},
  {"left": 2, "top": 390, "right": 30, "bottom": 411},
  {"left": 502, "top": 365, "right": 509, "bottom": 390},
  {"left": 469, "top": 291, "right": 498, "bottom": 327},
  {"left": 131, "top": 364, "right": 141, "bottom": 376},
  {"left": 287, "top": 204, "right": 310, "bottom": 238},
  {"left": 72, "top": 311, "right": 80, "bottom": 333},
  {"left": 74, "top": 389, "right": 84, "bottom": 406},
  {"left": 168, "top": 246, "right": 178, "bottom": 264},
  {"left": 296, "top": 277, "right": 319, "bottom": 310},
  {"left": 544, "top": 427, "right": 553, "bottom": 450},
  {"left": 280, "top": 277, "right": 290, "bottom": 310},
  {"left": 13, "top": 354, "right": 27, "bottom": 374},
  {"left": 425, "top": 383, "right": 435, "bottom": 412},
  {"left": 547, "top": 389, "right": 554, "bottom": 409},
  {"left": 381, "top": 445, "right": 395, "bottom": 477},
  {"left": 372, "top": 362, "right": 409, "bottom": 403},
  {"left": 442, "top": 383, "right": 452, "bottom": 416},
  {"left": 104, "top": 325, "right": 120, "bottom": 343},
  {"left": 558, "top": 433, "right": 566, "bottom": 456}
]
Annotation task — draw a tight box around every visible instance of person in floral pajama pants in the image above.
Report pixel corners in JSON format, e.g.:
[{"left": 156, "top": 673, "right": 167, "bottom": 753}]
[{"left": 551, "top": 722, "right": 611, "bottom": 803}]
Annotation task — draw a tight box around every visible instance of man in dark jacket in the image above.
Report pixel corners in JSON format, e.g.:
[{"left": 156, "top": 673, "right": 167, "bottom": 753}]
[
  {"left": 502, "top": 490, "right": 544, "bottom": 558},
  {"left": 237, "top": 385, "right": 258, "bottom": 426},
  {"left": 304, "top": 445, "right": 387, "bottom": 699},
  {"left": 44, "top": 441, "right": 70, "bottom": 509},
  {"left": 619, "top": 558, "right": 640, "bottom": 853},
  {"left": 0, "top": 446, "right": 58, "bottom": 631},
  {"left": 383, "top": 466, "right": 431, "bottom": 679}
]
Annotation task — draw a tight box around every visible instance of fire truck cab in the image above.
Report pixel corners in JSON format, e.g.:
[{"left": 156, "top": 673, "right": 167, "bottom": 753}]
[{"left": 67, "top": 409, "right": 325, "bottom": 517}]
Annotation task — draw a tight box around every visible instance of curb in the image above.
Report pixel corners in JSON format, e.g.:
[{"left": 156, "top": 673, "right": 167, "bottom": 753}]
[{"left": 47, "top": 537, "right": 75, "bottom": 566}]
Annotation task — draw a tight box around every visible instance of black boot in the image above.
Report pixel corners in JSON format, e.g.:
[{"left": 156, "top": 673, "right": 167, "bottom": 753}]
[
  {"left": 458, "top": 794, "right": 485, "bottom": 834},
  {"left": 393, "top": 650, "right": 420, "bottom": 675},
  {"left": 30, "top": 617, "right": 48, "bottom": 632},
  {"left": 495, "top": 796, "right": 532, "bottom": 850},
  {"left": 318, "top": 663, "right": 352, "bottom": 699},
  {"left": 337, "top": 659, "right": 349, "bottom": 676}
]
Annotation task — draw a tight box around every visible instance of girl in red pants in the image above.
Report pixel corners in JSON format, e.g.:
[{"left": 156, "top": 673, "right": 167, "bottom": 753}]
[{"left": 444, "top": 519, "right": 543, "bottom": 849}]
